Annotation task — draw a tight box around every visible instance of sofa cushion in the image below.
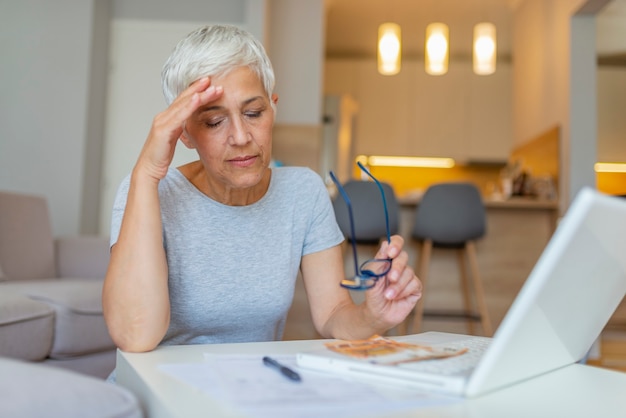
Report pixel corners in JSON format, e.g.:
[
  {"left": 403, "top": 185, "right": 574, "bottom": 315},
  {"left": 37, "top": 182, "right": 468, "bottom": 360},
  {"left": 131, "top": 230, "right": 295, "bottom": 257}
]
[
  {"left": 0, "top": 191, "right": 56, "bottom": 281},
  {"left": 46, "top": 350, "right": 116, "bottom": 380},
  {"left": 0, "top": 357, "right": 143, "bottom": 418},
  {"left": 0, "top": 294, "right": 54, "bottom": 361},
  {"left": 0, "top": 279, "right": 115, "bottom": 358},
  {"left": 55, "top": 235, "right": 110, "bottom": 279}
]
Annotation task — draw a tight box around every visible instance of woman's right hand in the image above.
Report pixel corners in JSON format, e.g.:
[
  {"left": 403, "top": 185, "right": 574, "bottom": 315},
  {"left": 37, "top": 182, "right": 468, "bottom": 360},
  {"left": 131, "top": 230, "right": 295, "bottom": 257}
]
[{"left": 134, "top": 77, "right": 224, "bottom": 181}]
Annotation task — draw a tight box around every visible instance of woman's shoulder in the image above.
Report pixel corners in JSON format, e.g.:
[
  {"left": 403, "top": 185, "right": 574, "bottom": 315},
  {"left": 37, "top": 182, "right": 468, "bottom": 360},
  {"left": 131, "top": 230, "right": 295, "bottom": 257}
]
[
  {"left": 268, "top": 167, "right": 331, "bottom": 213},
  {"left": 273, "top": 166, "right": 322, "bottom": 182},
  {"left": 272, "top": 166, "right": 327, "bottom": 192},
  {"left": 118, "top": 167, "right": 188, "bottom": 189},
  {"left": 161, "top": 167, "right": 188, "bottom": 185}
]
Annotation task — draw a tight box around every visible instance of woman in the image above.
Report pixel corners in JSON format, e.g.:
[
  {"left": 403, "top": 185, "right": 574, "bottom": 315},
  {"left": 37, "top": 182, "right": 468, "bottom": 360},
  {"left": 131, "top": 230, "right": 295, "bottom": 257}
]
[{"left": 103, "top": 24, "right": 421, "bottom": 354}]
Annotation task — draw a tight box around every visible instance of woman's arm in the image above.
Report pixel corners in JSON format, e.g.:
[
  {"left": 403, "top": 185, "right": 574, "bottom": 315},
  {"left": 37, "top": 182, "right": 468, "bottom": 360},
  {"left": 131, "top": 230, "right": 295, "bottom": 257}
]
[
  {"left": 102, "top": 78, "right": 224, "bottom": 352},
  {"left": 102, "top": 171, "right": 170, "bottom": 353},
  {"left": 301, "top": 235, "right": 422, "bottom": 340}
]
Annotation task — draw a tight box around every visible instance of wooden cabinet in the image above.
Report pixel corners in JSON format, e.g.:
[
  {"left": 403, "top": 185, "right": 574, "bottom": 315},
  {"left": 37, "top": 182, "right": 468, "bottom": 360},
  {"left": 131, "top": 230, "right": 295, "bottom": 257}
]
[
  {"left": 466, "top": 64, "right": 513, "bottom": 162},
  {"left": 324, "top": 58, "right": 513, "bottom": 163},
  {"left": 408, "top": 63, "right": 468, "bottom": 160}
]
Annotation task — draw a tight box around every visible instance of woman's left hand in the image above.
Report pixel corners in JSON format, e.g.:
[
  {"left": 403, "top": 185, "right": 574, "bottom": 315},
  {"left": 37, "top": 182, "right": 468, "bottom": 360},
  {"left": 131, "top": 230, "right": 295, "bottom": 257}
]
[{"left": 364, "top": 235, "right": 422, "bottom": 330}]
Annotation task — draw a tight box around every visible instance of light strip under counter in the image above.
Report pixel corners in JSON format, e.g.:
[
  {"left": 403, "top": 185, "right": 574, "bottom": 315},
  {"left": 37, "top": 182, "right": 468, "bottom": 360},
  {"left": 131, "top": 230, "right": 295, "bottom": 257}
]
[
  {"left": 357, "top": 155, "right": 456, "bottom": 168},
  {"left": 594, "top": 162, "right": 626, "bottom": 173}
]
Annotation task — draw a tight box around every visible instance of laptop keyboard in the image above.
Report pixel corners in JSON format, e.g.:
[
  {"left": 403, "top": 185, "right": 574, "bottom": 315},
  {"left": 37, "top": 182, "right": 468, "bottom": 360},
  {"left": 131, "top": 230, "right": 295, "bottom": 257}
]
[{"left": 406, "top": 337, "right": 492, "bottom": 375}]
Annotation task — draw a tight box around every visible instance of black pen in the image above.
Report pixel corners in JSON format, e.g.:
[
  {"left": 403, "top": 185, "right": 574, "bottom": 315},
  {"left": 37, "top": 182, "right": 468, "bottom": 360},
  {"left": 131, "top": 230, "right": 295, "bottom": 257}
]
[{"left": 262, "top": 356, "right": 302, "bottom": 382}]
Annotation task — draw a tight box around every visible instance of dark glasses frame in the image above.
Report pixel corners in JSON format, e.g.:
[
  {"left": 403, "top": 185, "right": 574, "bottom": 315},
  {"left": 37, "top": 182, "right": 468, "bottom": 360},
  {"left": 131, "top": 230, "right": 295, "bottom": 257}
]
[{"left": 330, "top": 161, "right": 392, "bottom": 290}]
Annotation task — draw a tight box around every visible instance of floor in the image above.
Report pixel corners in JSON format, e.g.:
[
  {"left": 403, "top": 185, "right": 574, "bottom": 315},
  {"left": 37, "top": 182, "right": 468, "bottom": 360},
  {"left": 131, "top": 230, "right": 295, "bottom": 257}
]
[
  {"left": 282, "top": 249, "right": 626, "bottom": 373},
  {"left": 588, "top": 325, "right": 626, "bottom": 372}
]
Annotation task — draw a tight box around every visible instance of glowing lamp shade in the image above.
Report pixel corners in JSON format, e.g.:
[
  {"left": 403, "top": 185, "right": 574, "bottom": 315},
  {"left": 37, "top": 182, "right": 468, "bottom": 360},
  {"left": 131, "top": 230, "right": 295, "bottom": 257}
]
[
  {"left": 378, "top": 23, "right": 401, "bottom": 75},
  {"left": 473, "top": 22, "right": 497, "bottom": 75},
  {"left": 425, "top": 23, "right": 449, "bottom": 75}
]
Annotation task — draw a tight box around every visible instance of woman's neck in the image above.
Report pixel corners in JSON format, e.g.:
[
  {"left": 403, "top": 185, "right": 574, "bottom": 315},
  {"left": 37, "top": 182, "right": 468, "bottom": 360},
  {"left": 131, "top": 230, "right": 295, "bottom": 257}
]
[{"left": 178, "top": 160, "right": 271, "bottom": 206}]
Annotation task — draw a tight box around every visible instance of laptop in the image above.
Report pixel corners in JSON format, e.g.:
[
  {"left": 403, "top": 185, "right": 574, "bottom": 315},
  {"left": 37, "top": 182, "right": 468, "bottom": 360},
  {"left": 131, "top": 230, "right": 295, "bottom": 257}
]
[{"left": 297, "top": 187, "right": 626, "bottom": 398}]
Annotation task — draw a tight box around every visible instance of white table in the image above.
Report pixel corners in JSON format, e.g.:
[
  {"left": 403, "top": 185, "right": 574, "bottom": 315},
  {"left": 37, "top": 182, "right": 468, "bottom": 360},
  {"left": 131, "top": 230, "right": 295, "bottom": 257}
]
[{"left": 116, "top": 338, "right": 626, "bottom": 418}]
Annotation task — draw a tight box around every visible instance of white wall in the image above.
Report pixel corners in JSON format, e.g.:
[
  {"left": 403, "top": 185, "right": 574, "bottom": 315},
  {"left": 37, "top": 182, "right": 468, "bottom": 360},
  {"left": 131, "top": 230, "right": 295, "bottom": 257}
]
[
  {"left": 597, "top": 67, "right": 626, "bottom": 161},
  {"left": 81, "top": 0, "right": 111, "bottom": 234},
  {"left": 0, "top": 0, "right": 95, "bottom": 237},
  {"left": 268, "top": 0, "right": 325, "bottom": 125},
  {"left": 569, "top": 14, "right": 597, "bottom": 205}
]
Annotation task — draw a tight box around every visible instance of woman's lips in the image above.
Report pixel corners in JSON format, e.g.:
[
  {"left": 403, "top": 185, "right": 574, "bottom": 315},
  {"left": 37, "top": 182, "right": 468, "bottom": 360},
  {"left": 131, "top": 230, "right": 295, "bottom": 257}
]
[{"left": 228, "top": 155, "right": 257, "bottom": 168}]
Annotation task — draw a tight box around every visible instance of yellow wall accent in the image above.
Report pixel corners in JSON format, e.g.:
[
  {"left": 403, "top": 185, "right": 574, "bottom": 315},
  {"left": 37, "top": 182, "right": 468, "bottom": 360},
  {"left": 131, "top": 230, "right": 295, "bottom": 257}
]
[
  {"left": 353, "top": 164, "right": 503, "bottom": 198},
  {"left": 509, "top": 125, "right": 560, "bottom": 181}
]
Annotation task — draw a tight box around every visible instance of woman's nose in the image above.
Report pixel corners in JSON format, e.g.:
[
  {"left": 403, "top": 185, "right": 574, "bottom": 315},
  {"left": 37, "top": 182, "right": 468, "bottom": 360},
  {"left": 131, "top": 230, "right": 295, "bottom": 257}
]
[{"left": 228, "top": 117, "right": 250, "bottom": 145}]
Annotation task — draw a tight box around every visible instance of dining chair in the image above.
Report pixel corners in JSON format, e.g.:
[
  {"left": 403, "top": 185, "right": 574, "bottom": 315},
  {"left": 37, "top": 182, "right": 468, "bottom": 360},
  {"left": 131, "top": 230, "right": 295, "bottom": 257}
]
[
  {"left": 332, "top": 179, "right": 400, "bottom": 246},
  {"left": 403, "top": 182, "right": 493, "bottom": 336}
]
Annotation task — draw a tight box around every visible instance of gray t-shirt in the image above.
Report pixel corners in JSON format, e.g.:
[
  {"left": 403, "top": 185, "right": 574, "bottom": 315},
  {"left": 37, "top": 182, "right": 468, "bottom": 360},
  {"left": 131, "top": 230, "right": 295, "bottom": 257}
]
[{"left": 110, "top": 166, "right": 344, "bottom": 346}]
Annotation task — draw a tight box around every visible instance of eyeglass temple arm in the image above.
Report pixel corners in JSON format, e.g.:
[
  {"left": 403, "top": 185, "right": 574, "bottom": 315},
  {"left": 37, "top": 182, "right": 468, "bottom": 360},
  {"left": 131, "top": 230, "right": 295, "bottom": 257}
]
[
  {"left": 356, "top": 161, "right": 391, "bottom": 243},
  {"left": 329, "top": 171, "right": 360, "bottom": 277}
]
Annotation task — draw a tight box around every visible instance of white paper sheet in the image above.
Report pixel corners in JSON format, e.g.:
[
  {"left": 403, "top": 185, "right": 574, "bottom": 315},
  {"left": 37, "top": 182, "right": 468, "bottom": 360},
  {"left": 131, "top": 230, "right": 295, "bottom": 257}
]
[{"left": 158, "top": 353, "right": 459, "bottom": 418}]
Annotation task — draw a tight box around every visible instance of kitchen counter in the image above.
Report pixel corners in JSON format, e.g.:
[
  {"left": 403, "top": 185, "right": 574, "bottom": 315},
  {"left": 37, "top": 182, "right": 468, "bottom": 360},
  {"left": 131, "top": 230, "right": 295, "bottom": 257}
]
[
  {"left": 397, "top": 193, "right": 559, "bottom": 210},
  {"left": 482, "top": 196, "right": 559, "bottom": 210}
]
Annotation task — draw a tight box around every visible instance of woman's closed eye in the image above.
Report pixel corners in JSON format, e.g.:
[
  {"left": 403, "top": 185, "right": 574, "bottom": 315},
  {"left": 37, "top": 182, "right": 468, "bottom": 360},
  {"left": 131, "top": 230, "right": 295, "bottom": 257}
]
[
  {"left": 244, "top": 109, "right": 263, "bottom": 119},
  {"left": 204, "top": 117, "right": 225, "bottom": 128}
]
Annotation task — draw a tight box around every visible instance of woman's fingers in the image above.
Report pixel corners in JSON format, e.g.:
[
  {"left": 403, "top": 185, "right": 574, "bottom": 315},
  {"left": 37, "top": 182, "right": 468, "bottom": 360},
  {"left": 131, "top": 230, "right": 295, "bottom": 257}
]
[
  {"left": 136, "top": 77, "right": 224, "bottom": 180},
  {"left": 376, "top": 235, "right": 403, "bottom": 260},
  {"left": 160, "top": 77, "right": 222, "bottom": 140},
  {"left": 393, "top": 267, "right": 422, "bottom": 300}
]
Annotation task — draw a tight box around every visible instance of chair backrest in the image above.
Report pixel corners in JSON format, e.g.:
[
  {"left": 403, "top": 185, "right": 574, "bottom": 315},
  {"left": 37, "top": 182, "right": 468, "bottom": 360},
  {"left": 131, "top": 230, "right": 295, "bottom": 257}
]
[
  {"left": 332, "top": 180, "right": 400, "bottom": 244},
  {"left": 0, "top": 191, "right": 56, "bottom": 281},
  {"left": 412, "top": 182, "right": 486, "bottom": 246}
]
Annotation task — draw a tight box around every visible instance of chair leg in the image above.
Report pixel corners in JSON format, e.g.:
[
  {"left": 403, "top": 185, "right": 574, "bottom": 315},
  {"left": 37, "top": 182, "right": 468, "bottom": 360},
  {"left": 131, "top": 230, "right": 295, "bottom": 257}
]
[
  {"left": 466, "top": 241, "right": 493, "bottom": 336},
  {"left": 456, "top": 249, "right": 476, "bottom": 335},
  {"left": 405, "top": 239, "right": 432, "bottom": 335}
]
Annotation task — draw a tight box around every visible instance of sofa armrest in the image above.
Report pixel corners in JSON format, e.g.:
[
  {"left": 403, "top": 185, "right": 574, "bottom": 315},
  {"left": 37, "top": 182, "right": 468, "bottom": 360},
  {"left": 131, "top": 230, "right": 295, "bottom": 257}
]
[{"left": 55, "top": 236, "right": 110, "bottom": 279}]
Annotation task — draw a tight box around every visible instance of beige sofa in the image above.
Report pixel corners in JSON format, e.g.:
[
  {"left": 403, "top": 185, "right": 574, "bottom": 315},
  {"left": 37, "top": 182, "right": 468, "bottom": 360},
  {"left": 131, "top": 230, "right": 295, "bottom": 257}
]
[
  {"left": 0, "top": 191, "right": 116, "bottom": 378},
  {"left": 0, "top": 357, "right": 142, "bottom": 418}
]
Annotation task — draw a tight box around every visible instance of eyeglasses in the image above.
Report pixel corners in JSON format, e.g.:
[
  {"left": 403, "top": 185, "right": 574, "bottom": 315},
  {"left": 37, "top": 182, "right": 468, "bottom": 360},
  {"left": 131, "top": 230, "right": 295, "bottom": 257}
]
[{"left": 330, "top": 161, "right": 392, "bottom": 290}]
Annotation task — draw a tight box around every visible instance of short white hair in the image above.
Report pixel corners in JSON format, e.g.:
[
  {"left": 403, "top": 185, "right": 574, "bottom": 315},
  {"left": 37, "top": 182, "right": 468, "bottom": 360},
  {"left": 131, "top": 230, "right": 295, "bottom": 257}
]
[{"left": 161, "top": 25, "right": 275, "bottom": 106}]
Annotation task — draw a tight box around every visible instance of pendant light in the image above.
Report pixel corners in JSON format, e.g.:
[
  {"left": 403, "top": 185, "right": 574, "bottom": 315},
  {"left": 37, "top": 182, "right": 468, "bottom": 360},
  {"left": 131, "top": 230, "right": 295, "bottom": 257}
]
[
  {"left": 473, "top": 22, "right": 497, "bottom": 75},
  {"left": 377, "top": 23, "right": 401, "bottom": 75},
  {"left": 425, "top": 23, "right": 449, "bottom": 76}
]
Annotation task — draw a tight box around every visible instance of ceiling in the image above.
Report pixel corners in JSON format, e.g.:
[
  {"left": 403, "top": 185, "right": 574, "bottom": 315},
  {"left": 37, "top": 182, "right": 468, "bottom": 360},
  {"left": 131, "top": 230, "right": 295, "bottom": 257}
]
[{"left": 324, "top": 0, "right": 626, "bottom": 60}]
